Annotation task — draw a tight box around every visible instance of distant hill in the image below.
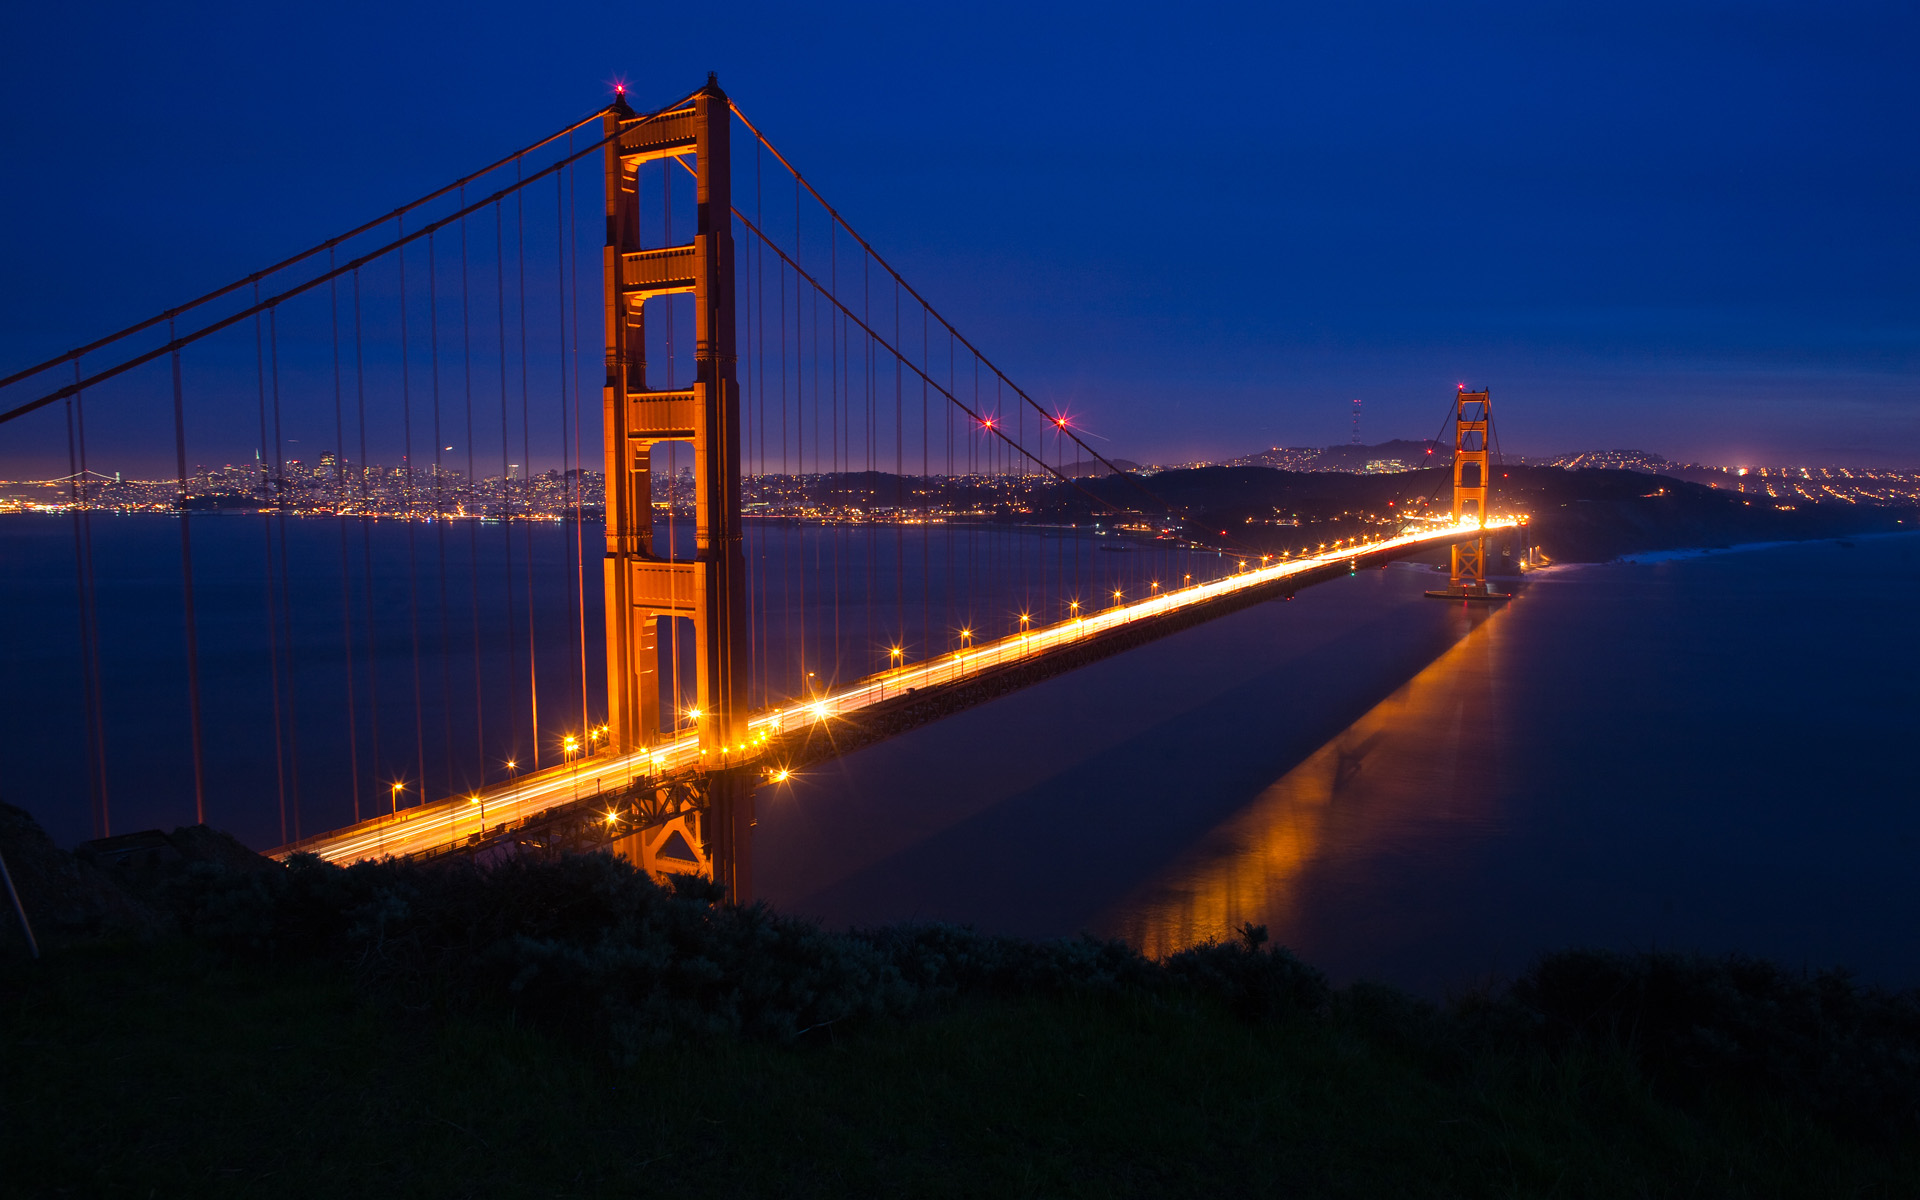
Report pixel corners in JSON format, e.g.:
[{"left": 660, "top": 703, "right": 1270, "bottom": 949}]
[
  {"left": 1057, "top": 457, "right": 1141, "bottom": 478},
  {"left": 1224, "top": 440, "right": 1442, "bottom": 474},
  {"left": 1059, "top": 463, "right": 1916, "bottom": 562}
]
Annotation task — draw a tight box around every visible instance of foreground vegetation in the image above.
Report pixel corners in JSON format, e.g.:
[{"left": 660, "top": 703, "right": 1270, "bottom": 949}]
[{"left": 3, "top": 835, "right": 1918, "bottom": 1196}]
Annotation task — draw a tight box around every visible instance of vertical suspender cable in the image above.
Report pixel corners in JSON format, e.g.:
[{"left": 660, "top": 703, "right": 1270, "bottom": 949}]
[
  {"left": 170, "top": 320, "right": 208, "bottom": 824},
  {"left": 253, "top": 296, "right": 287, "bottom": 842},
  {"left": 749, "top": 152, "right": 762, "bottom": 706},
  {"left": 553, "top": 168, "right": 580, "bottom": 748},
  {"left": 516, "top": 164, "right": 540, "bottom": 769},
  {"left": 946, "top": 333, "right": 954, "bottom": 648},
  {"left": 829, "top": 229, "right": 840, "bottom": 683},
  {"left": 65, "top": 381, "right": 107, "bottom": 837},
  {"left": 793, "top": 169, "right": 806, "bottom": 695},
  {"left": 430, "top": 234, "right": 457, "bottom": 794},
  {"left": 73, "top": 368, "right": 108, "bottom": 832},
  {"left": 867, "top": 253, "right": 875, "bottom": 668},
  {"left": 893, "top": 278, "right": 903, "bottom": 654},
  {"left": 495, "top": 201, "right": 521, "bottom": 772},
  {"left": 399, "top": 225, "right": 429, "bottom": 806},
  {"left": 566, "top": 147, "right": 591, "bottom": 745},
  {"left": 268, "top": 306, "right": 303, "bottom": 838},
  {"left": 353, "top": 272, "right": 383, "bottom": 801},
  {"left": 328, "top": 261, "right": 361, "bottom": 824},
  {"left": 781, "top": 242, "right": 792, "bottom": 699},
  {"left": 921, "top": 306, "right": 929, "bottom": 659},
  {"left": 460, "top": 190, "right": 486, "bottom": 781},
  {"left": 665, "top": 162, "right": 679, "bottom": 725}
]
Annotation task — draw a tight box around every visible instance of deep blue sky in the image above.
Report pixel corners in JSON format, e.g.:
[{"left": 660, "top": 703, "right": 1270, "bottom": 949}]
[{"left": 2, "top": 1, "right": 1915, "bottom": 465}]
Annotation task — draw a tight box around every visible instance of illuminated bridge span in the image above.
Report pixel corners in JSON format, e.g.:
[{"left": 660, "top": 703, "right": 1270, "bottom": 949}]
[
  {"left": 279, "top": 515, "right": 1513, "bottom": 866},
  {"left": 0, "top": 77, "right": 1517, "bottom": 899}
]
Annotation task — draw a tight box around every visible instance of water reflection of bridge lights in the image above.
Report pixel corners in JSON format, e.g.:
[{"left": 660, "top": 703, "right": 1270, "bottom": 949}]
[{"left": 288, "top": 517, "right": 1516, "bottom": 864}]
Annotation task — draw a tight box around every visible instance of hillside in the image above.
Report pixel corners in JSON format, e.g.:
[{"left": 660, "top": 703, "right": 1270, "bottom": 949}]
[{"left": 1059, "top": 465, "right": 1915, "bottom": 562}]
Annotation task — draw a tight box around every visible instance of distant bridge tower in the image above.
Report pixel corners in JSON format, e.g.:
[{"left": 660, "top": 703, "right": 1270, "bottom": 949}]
[
  {"left": 1426, "top": 387, "right": 1509, "bottom": 602},
  {"left": 602, "top": 77, "right": 754, "bottom": 899}
]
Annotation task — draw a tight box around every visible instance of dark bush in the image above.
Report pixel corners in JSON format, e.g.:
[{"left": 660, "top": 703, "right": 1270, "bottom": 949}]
[
  {"left": 158, "top": 849, "right": 1920, "bottom": 1142},
  {"left": 1511, "top": 949, "right": 1920, "bottom": 1140}
]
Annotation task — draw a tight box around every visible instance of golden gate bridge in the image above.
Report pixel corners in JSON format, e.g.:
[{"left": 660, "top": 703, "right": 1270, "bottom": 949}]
[{"left": 0, "top": 77, "right": 1514, "bottom": 900}]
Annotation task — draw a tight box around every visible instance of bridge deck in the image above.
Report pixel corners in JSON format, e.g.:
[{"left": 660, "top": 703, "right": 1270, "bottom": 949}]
[{"left": 275, "top": 519, "right": 1515, "bottom": 864}]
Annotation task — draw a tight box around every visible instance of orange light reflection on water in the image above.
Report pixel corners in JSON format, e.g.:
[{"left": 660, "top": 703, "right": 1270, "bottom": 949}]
[{"left": 1106, "top": 600, "right": 1511, "bottom": 959}]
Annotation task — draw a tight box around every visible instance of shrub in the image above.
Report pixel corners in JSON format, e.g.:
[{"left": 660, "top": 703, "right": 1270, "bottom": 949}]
[{"left": 1511, "top": 950, "right": 1920, "bottom": 1140}]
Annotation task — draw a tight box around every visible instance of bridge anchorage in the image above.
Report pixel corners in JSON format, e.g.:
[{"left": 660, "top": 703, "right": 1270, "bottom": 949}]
[{"left": 1426, "top": 387, "right": 1514, "bottom": 602}]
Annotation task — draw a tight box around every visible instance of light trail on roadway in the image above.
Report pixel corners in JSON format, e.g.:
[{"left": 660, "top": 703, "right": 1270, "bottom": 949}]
[{"left": 279, "top": 518, "right": 1516, "bottom": 864}]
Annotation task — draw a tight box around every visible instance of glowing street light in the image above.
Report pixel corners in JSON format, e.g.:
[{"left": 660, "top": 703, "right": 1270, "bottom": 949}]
[{"left": 390, "top": 781, "right": 404, "bottom": 815}]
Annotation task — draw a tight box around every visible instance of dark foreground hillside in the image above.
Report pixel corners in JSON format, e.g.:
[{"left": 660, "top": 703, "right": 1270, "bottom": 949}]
[{"left": 3, "top": 804, "right": 1917, "bottom": 1198}]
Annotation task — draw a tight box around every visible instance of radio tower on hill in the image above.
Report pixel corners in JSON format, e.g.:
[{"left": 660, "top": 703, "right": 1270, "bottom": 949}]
[{"left": 1351, "top": 397, "right": 1362, "bottom": 445}]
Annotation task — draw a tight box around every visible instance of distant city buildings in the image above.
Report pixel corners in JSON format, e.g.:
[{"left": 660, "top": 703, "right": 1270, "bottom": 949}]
[
  {"left": 4, "top": 443, "right": 1916, "bottom": 518},
  {"left": 1538, "top": 450, "right": 1920, "bottom": 507}
]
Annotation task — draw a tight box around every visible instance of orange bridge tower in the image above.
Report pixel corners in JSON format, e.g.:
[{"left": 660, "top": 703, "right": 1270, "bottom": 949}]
[
  {"left": 1426, "top": 386, "right": 1510, "bottom": 602},
  {"left": 601, "top": 77, "right": 754, "bottom": 899}
]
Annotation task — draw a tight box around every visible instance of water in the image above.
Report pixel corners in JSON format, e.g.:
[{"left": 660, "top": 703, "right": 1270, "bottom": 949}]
[
  {"left": 0, "top": 512, "right": 1222, "bottom": 850},
  {"left": 757, "top": 535, "right": 1920, "bottom": 993},
  {"left": 8, "top": 512, "right": 1915, "bottom": 993}
]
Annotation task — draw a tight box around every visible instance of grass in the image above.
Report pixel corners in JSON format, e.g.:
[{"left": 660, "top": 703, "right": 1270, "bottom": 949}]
[{"left": 6, "top": 939, "right": 1917, "bottom": 1198}]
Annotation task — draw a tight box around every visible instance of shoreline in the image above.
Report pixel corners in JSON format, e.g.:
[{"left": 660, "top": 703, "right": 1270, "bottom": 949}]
[{"left": 1577, "top": 527, "right": 1920, "bottom": 568}]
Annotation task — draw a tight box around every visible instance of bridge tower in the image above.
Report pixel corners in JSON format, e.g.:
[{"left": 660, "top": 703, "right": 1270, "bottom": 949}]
[
  {"left": 1450, "top": 388, "right": 1490, "bottom": 591},
  {"left": 602, "top": 77, "right": 754, "bottom": 899},
  {"left": 1426, "top": 387, "right": 1509, "bottom": 602}
]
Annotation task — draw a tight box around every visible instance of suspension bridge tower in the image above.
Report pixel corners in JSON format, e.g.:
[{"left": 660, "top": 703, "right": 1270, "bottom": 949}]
[
  {"left": 602, "top": 76, "right": 754, "bottom": 899},
  {"left": 1426, "top": 387, "right": 1510, "bottom": 602}
]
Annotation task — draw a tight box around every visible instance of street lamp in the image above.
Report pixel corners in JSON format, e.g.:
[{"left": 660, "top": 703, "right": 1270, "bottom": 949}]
[{"left": 390, "top": 781, "right": 404, "bottom": 815}]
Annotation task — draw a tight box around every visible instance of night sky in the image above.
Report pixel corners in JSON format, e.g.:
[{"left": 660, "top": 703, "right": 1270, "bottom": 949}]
[{"left": 2, "top": 1, "right": 1915, "bottom": 466}]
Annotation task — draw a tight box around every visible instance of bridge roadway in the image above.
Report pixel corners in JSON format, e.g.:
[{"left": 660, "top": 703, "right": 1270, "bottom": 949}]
[{"left": 275, "top": 517, "right": 1516, "bottom": 865}]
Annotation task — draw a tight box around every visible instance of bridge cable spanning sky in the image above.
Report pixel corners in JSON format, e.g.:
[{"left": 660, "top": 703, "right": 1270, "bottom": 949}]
[{"left": 0, "top": 78, "right": 1507, "bottom": 895}]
